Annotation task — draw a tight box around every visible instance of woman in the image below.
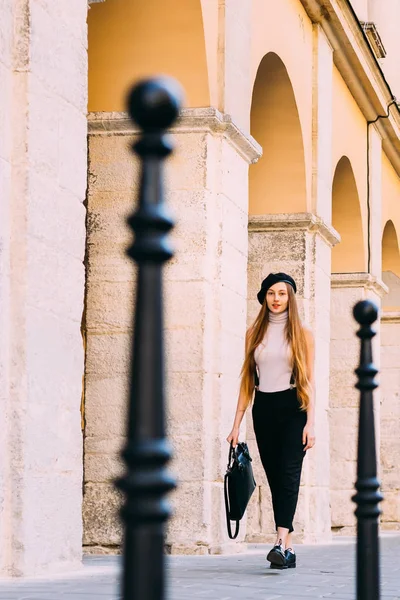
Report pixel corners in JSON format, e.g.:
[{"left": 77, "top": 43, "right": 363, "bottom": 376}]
[{"left": 227, "top": 272, "right": 315, "bottom": 569}]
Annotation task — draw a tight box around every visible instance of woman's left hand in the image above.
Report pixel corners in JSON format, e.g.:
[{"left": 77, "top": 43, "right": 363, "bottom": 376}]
[{"left": 303, "top": 423, "right": 316, "bottom": 451}]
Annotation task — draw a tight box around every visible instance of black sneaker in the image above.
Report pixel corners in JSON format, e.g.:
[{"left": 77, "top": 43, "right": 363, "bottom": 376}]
[
  {"left": 267, "top": 541, "right": 286, "bottom": 568},
  {"left": 285, "top": 548, "right": 296, "bottom": 569}
]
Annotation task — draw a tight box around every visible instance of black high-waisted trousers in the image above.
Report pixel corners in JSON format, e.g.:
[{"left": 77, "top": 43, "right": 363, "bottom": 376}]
[{"left": 252, "top": 387, "right": 307, "bottom": 533}]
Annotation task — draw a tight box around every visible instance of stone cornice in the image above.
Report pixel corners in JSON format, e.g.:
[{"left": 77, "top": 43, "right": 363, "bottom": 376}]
[
  {"left": 331, "top": 272, "right": 388, "bottom": 297},
  {"left": 88, "top": 108, "right": 262, "bottom": 165},
  {"left": 300, "top": 0, "right": 400, "bottom": 176},
  {"left": 248, "top": 213, "right": 341, "bottom": 248},
  {"left": 381, "top": 310, "right": 400, "bottom": 324}
]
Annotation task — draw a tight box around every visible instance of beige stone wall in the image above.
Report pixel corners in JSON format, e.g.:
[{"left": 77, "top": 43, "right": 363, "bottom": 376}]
[
  {"left": 84, "top": 109, "right": 261, "bottom": 554},
  {"left": 0, "top": 0, "right": 88, "bottom": 577},
  {"left": 330, "top": 275, "right": 385, "bottom": 535},
  {"left": 380, "top": 312, "right": 400, "bottom": 530}
]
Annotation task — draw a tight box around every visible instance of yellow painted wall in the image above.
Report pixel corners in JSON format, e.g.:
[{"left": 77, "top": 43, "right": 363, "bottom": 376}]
[
  {"left": 382, "top": 151, "right": 400, "bottom": 241},
  {"left": 331, "top": 156, "right": 366, "bottom": 272},
  {"left": 88, "top": 0, "right": 210, "bottom": 111},
  {"left": 249, "top": 0, "right": 313, "bottom": 208},
  {"left": 199, "top": 0, "right": 218, "bottom": 110},
  {"left": 381, "top": 150, "right": 400, "bottom": 308},
  {"left": 249, "top": 52, "right": 307, "bottom": 214},
  {"left": 382, "top": 221, "right": 400, "bottom": 276},
  {"left": 332, "top": 66, "right": 368, "bottom": 269}
]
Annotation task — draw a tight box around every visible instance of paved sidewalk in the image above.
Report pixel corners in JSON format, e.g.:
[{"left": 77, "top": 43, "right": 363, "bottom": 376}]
[{"left": 0, "top": 535, "right": 399, "bottom": 599}]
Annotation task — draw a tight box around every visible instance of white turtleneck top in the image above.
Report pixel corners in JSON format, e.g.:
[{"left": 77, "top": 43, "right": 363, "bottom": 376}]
[{"left": 254, "top": 311, "right": 293, "bottom": 393}]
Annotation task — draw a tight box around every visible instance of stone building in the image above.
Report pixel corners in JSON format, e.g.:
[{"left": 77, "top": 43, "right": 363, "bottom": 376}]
[{"left": 1, "top": 0, "right": 400, "bottom": 576}]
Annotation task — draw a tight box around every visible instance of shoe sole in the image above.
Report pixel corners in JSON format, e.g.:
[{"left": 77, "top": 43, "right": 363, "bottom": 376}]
[
  {"left": 270, "top": 561, "right": 296, "bottom": 569},
  {"left": 266, "top": 549, "right": 285, "bottom": 567}
]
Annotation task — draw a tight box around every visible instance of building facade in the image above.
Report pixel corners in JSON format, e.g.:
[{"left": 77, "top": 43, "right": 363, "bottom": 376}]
[{"left": 1, "top": 0, "right": 400, "bottom": 576}]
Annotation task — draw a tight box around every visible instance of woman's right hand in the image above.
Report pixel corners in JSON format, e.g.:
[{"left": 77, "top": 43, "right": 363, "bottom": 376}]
[{"left": 226, "top": 426, "right": 240, "bottom": 447}]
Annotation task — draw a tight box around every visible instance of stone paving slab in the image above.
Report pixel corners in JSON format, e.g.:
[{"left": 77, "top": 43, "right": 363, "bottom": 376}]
[{"left": 0, "top": 535, "right": 399, "bottom": 599}]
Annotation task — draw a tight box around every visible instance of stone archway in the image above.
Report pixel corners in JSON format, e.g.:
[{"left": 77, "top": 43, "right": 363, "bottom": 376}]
[
  {"left": 382, "top": 220, "right": 400, "bottom": 279},
  {"left": 331, "top": 156, "right": 365, "bottom": 273},
  {"left": 249, "top": 52, "right": 307, "bottom": 215}
]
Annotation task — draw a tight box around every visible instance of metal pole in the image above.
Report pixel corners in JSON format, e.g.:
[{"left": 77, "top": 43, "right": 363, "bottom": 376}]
[
  {"left": 116, "top": 77, "right": 183, "bottom": 600},
  {"left": 352, "top": 300, "right": 383, "bottom": 600}
]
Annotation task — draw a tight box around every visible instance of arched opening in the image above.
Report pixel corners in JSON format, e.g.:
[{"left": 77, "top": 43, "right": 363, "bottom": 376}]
[
  {"left": 88, "top": 0, "right": 210, "bottom": 111},
  {"left": 331, "top": 156, "right": 365, "bottom": 272},
  {"left": 382, "top": 220, "right": 400, "bottom": 309},
  {"left": 249, "top": 52, "right": 307, "bottom": 214},
  {"left": 382, "top": 220, "right": 400, "bottom": 276}
]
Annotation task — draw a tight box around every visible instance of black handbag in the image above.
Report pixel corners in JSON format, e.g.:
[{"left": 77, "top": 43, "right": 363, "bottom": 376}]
[{"left": 224, "top": 442, "right": 256, "bottom": 539}]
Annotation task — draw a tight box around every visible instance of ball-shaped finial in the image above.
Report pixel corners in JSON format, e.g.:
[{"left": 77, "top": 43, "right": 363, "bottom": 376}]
[
  {"left": 353, "top": 300, "right": 378, "bottom": 325},
  {"left": 127, "top": 77, "right": 183, "bottom": 131}
]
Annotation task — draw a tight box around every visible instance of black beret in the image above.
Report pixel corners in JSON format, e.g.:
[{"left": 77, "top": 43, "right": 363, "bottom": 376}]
[{"left": 257, "top": 272, "right": 297, "bottom": 305}]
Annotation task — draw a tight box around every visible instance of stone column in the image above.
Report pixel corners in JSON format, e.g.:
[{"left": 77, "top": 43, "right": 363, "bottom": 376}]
[
  {"left": 312, "top": 25, "right": 333, "bottom": 222},
  {"left": 245, "top": 213, "right": 339, "bottom": 544},
  {"left": 330, "top": 274, "right": 387, "bottom": 535},
  {"left": 380, "top": 272, "right": 400, "bottom": 531},
  {"left": 368, "top": 125, "right": 383, "bottom": 276},
  {"left": 84, "top": 108, "right": 261, "bottom": 555},
  {"left": 0, "top": 0, "right": 14, "bottom": 577},
  {"left": 0, "top": 0, "right": 88, "bottom": 577}
]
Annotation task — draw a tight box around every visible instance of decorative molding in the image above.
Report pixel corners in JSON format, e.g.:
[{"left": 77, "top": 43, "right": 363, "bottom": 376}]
[
  {"left": 88, "top": 108, "right": 262, "bottom": 165},
  {"left": 300, "top": 0, "right": 400, "bottom": 177},
  {"left": 331, "top": 273, "right": 388, "bottom": 298},
  {"left": 360, "top": 22, "right": 387, "bottom": 60},
  {"left": 248, "top": 213, "right": 341, "bottom": 248},
  {"left": 381, "top": 310, "right": 400, "bottom": 324}
]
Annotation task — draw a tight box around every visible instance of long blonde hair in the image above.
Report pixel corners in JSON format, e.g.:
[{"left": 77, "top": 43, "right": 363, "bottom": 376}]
[{"left": 239, "top": 284, "right": 310, "bottom": 411}]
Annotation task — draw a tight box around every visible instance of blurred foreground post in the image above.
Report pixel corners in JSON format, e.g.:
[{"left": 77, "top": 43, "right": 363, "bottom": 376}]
[
  {"left": 352, "top": 300, "right": 383, "bottom": 600},
  {"left": 116, "top": 77, "right": 183, "bottom": 600}
]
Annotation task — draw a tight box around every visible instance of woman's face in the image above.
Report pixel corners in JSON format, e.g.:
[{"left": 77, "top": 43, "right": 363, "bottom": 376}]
[{"left": 266, "top": 282, "right": 289, "bottom": 314}]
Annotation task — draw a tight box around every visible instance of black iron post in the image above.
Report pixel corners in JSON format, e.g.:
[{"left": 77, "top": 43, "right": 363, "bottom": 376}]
[
  {"left": 352, "top": 300, "right": 383, "bottom": 600},
  {"left": 116, "top": 77, "right": 183, "bottom": 600}
]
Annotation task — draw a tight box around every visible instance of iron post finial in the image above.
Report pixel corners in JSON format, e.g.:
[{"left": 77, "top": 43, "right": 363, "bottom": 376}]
[
  {"left": 353, "top": 299, "right": 379, "bottom": 326},
  {"left": 127, "top": 77, "right": 183, "bottom": 132}
]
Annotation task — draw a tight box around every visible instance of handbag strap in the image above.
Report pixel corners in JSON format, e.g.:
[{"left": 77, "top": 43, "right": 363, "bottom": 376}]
[
  {"left": 224, "top": 472, "right": 240, "bottom": 540},
  {"left": 254, "top": 368, "right": 295, "bottom": 388},
  {"left": 254, "top": 367, "right": 259, "bottom": 389},
  {"left": 227, "top": 442, "right": 235, "bottom": 468}
]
